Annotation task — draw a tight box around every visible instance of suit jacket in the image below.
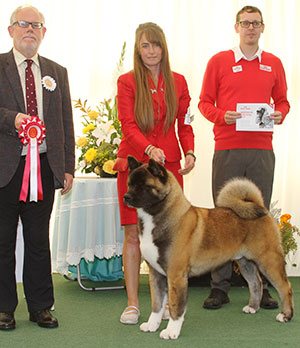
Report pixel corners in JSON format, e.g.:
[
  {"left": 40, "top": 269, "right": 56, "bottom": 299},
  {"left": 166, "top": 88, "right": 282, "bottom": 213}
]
[
  {"left": 0, "top": 50, "right": 75, "bottom": 188},
  {"left": 116, "top": 71, "right": 194, "bottom": 163}
]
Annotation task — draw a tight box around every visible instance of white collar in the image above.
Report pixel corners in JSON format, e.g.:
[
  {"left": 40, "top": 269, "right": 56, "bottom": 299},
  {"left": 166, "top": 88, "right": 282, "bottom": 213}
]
[
  {"left": 232, "top": 46, "right": 262, "bottom": 63},
  {"left": 13, "top": 48, "right": 39, "bottom": 67}
]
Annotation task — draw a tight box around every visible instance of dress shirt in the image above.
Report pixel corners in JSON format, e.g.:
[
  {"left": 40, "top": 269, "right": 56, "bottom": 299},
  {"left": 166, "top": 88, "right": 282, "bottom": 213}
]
[
  {"left": 232, "top": 46, "right": 263, "bottom": 63},
  {"left": 13, "top": 48, "right": 47, "bottom": 155}
]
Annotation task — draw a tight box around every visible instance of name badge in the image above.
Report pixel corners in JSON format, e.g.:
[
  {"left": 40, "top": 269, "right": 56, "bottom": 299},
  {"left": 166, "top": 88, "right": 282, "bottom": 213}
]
[
  {"left": 232, "top": 65, "right": 243, "bottom": 73},
  {"left": 260, "top": 64, "right": 272, "bottom": 72},
  {"left": 184, "top": 107, "right": 194, "bottom": 125}
]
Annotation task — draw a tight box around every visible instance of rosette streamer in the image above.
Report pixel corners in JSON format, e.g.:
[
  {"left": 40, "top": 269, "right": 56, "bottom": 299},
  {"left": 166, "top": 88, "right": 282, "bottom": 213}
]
[{"left": 18, "top": 117, "right": 46, "bottom": 202}]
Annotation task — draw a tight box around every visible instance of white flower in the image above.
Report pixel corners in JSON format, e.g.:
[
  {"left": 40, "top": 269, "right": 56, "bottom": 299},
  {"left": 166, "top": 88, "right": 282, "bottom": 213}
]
[
  {"left": 92, "top": 120, "right": 116, "bottom": 146},
  {"left": 75, "top": 160, "right": 85, "bottom": 170},
  {"left": 112, "top": 137, "right": 121, "bottom": 145},
  {"left": 42, "top": 76, "right": 56, "bottom": 92}
]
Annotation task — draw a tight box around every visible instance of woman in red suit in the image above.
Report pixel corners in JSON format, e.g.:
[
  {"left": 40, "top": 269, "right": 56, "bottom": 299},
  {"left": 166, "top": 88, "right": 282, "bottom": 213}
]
[{"left": 114, "top": 22, "right": 195, "bottom": 324}]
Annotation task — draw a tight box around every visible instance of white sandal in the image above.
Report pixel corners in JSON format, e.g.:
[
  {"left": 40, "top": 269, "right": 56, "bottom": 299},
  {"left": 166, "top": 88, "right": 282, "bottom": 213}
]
[{"left": 120, "top": 305, "right": 140, "bottom": 324}]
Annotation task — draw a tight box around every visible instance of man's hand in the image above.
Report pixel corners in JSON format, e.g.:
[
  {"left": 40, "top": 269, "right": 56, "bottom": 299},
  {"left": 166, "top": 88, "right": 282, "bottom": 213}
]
[
  {"left": 224, "top": 111, "right": 242, "bottom": 125},
  {"left": 270, "top": 111, "right": 282, "bottom": 124},
  {"left": 61, "top": 173, "right": 73, "bottom": 195},
  {"left": 15, "top": 113, "right": 31, "bottom": 130}
]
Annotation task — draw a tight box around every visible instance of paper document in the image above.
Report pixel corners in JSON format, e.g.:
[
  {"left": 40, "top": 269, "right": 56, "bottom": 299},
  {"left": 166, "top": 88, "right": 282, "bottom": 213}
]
[{"left": 236, "top": 103, "right": 274, "bottom": 132}]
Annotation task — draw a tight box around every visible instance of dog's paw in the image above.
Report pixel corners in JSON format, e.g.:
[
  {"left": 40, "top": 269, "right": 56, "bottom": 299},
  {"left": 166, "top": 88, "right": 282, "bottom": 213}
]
[
  {"left": 243, "top": 305, "right": 257, "bottom": 314},
  {"left": 159, "top": 328, "right": 179, "bottom": 340},
  {"left": 276, "top": 313, "right": 291, "bottom": 323},
  {"left": 140, "top": 322, "right": 160, "bottom": 332},
  {"left": 140, "top": 312, "right": 162, "bottom": 332},
  {"left": 159, "top": 316, "right": 184, "bottom": 340}
]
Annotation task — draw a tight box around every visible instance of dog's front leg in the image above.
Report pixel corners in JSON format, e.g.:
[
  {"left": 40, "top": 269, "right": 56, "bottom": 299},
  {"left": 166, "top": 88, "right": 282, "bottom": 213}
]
[
  {"left": 160, "top": 271, "right": 188, "bottom": 340},
  {"left": 140, "top": 265, "right": 167, "bottom": 333}
]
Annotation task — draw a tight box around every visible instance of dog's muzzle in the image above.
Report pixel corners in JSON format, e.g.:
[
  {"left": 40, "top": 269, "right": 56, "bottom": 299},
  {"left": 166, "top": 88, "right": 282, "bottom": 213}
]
[{"left": 123, "top": 193, "right": 134, "bottom": 207}]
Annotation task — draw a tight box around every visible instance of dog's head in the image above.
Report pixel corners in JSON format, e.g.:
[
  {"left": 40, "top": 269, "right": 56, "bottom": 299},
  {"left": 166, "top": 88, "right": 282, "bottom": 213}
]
[
  {"left": 256, "top": 107, "right": 266, "bottom": 118},
  {"left": 123, "top": 156, "right": 171, "bottom": 211}
]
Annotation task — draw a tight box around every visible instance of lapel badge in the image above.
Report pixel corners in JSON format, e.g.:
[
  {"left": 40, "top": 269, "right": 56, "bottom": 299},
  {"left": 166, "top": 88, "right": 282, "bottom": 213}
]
[{"left": 42, "top": 75, "right": 57, "bottom": 92}]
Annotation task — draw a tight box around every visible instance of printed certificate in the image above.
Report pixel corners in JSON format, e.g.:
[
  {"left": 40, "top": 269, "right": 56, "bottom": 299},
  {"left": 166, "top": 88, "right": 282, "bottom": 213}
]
[{"left": 236, "top": 103, "right": 274, "bottom": 132}]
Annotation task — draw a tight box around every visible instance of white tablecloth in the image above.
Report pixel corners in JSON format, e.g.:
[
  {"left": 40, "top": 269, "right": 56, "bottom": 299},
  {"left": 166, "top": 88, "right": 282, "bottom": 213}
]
[{"left": 51, "top": 177, "right": 124, "bottom": 275}]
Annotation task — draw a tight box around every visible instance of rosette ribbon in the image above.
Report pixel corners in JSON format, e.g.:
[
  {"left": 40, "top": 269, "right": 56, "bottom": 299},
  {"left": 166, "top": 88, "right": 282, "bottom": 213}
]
[{"left": 18, "top": 116, "right": 46, "bottom": 202}]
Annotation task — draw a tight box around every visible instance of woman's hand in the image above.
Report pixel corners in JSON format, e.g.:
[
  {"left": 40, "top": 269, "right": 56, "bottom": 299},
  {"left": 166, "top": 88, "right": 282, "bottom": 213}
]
[
  {"left": 178, "top": 153, "right": 195, "bottom": 175},
  {"left": 150, "top": 147, "right": 166, "bottom": 165}
]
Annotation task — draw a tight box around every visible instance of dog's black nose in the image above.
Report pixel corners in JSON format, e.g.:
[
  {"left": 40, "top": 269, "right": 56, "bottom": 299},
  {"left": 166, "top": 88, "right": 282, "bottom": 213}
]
[{"left": 123, "top": 193, "right": 132, "bottom": 206}]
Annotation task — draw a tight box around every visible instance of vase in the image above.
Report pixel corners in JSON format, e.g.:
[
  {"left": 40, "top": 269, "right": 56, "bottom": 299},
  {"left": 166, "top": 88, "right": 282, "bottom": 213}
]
[{"left": 99, "top": 167, "right": 118, "bottom": 178}]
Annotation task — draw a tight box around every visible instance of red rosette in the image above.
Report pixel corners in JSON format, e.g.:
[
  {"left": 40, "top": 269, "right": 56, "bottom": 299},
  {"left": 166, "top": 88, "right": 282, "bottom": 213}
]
[
  {"left": 18, "top": 116, "right": 46, "bottom": 202},
  {"left": 18, "top": 116, "right": 46, "bottom": 146}
]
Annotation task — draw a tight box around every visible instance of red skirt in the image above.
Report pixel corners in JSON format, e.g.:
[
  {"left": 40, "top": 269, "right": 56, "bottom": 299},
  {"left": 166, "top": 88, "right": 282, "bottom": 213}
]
[{"left": 117, "top": 161, "right": 183, "bottom": 225}]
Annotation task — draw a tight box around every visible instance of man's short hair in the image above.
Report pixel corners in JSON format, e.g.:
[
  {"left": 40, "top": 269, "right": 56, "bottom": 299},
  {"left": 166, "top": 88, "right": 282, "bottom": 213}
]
[
  {"left": 10, "top": 5, "right": 45, "bottom": 26},
  {"left": 236, "top": 5, "right": 263, "bottom": 24}
]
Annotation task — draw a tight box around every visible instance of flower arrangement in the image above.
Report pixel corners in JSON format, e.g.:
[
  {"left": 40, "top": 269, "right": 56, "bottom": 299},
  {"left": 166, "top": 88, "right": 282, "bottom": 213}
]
[
  {"left": 270, "top": 202, "right": 300, "bottom": 266},
  {"left": 74, "top": 43, "right": 125, "bottom": 176}
]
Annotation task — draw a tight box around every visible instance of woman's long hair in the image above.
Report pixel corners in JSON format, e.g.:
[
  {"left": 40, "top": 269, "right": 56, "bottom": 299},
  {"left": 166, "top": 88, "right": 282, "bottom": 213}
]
[{"left": 133, "top": 22, "right": 177, "bottom": 134}]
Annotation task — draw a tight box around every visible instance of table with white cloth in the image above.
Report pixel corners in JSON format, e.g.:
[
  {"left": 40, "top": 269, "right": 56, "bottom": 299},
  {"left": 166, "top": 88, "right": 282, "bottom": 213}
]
[{"left": 51, "top": 177, "right": 124, "bottom": 290}]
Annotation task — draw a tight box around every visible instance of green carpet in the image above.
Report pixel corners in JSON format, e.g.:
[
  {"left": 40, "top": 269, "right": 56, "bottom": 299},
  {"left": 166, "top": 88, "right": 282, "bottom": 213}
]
[{"left": 1, "top": 275, "right": 299, "bottom": 348}]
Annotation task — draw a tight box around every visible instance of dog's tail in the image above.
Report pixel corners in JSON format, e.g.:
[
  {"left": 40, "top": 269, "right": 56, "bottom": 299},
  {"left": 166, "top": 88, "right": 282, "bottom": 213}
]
[{"left": 216, "top": 178, "right": 268, "bottom": 219}]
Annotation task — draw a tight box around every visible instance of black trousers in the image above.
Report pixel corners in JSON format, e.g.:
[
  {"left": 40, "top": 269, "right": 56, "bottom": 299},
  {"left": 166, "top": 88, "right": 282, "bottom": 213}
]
[{"left": 0, "top": 154, "right": 55, "bottom": 313}]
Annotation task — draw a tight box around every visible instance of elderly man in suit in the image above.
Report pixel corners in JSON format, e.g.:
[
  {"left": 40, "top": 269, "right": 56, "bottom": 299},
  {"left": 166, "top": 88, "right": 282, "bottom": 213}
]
[{"left": 0, "top": 5, "right": 75, "bottom": 330}]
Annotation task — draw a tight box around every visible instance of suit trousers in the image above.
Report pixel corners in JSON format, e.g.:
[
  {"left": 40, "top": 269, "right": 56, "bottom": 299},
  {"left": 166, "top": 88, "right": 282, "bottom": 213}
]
[
  {"left": 0, "top": 153, "right": 55, "bottom": 313},
  {"left": 210, "top": 149, "right": 275, "bottom": 293}
]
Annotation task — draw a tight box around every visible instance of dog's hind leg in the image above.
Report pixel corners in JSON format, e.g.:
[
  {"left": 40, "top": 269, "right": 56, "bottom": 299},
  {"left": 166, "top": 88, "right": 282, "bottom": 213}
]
[
  {"left": 140, "top": 265, "right": 167, "bottom": 333},
  {"left": 159, "top": 270, "right": 188, "bottom": 340},
  {"left": 254, "top": 252, "right": 294, "bottom": 322},
  {"left": 235, "top": 257, "right": 262, "bottom": 314}
]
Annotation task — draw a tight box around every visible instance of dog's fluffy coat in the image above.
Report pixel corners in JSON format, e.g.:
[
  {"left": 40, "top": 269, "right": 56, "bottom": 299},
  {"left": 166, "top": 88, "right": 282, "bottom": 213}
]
[{"left": 124, "top": 156, "right": 293, "bottom": 340}]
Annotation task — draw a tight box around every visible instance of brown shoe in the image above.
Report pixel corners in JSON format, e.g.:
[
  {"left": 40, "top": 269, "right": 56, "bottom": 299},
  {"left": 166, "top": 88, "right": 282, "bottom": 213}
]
[
  {"left": 260, "top": 289, "right": 278, "bottom": 309},
  {"left": 0, "top": 312, "right": 15, "bottom": 330},
  {"left": 203, "top": 288, "right": 230, "bottom": 309},
  {"left": 29, "top": 309, "right": 58, "bottom": 328}
]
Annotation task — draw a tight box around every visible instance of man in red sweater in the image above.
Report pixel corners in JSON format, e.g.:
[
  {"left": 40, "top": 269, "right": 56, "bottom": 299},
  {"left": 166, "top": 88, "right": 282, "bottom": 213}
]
[{"left": 198, "top": 5, "right": 290, "bottom": 310}]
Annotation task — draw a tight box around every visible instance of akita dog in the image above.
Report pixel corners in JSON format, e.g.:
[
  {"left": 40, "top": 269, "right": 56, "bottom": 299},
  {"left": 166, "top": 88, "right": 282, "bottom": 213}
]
[{"left": 124, "top": 156, "right": 293, "bottom": 340}]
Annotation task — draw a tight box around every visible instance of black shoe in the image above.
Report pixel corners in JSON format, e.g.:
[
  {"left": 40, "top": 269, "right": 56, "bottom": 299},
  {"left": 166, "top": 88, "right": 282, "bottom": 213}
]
[
  {"left": 0, "top": 312, "right": 16, "bottom": 330},
  {"left": 260, "top": 289, "right": 278, "bottom": 309},
  {"left": 29, "top": 309, "right": 58, "bottom": 328},
  {"left": 203, "top": 288, "right": 230, "bottom": 309}
]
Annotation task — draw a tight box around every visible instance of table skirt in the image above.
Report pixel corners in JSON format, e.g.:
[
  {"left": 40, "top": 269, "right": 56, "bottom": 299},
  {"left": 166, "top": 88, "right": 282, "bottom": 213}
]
[{"left": 68, "top": 256, "right": 123, "bottom": 281}]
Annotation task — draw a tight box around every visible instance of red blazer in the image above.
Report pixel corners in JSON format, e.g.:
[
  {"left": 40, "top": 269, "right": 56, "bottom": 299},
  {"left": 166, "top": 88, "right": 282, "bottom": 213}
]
[{"left": 116, "top": 71, "right": 194, "bottom": 163}]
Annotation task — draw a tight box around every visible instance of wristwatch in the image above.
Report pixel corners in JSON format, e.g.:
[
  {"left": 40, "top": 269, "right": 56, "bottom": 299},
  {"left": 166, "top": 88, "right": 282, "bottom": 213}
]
[{"left": 185, "top": 152, "right": 196, "bottom": 162}]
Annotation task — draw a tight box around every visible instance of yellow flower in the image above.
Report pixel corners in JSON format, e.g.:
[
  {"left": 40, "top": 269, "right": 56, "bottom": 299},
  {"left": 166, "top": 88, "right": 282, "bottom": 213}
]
[
  {"left": 76, "top": 137, "right": 88, "bottom": 147},
  {"left": 280, "top": 214, "right": 292, "bottom": 224},
  {"left": 83, "top": 124, "right": 96, "bottom": 134},
  {"left": 85, "top": 148, "right": 97, "bottom": 162},
  {"left": 102, "top": 160, "right": 117, "bottom": 174},
  {"left": 88, "top": 110, "right": 99, "bottom": 120}
]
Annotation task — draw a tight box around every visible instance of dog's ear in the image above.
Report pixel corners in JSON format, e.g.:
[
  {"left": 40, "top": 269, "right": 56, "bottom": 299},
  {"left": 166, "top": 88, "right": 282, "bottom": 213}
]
[
  {"left": 148, "top": 159, "right": 168, "bottom": 181},
  {"left": 127, "top": 156, "right": 143, "bottom": 172}
]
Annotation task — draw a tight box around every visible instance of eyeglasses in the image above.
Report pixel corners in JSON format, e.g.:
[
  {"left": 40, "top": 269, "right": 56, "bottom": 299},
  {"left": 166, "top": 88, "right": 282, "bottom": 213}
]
[
  {"left": 238, "top": 20, "right": 263, "bottom": 28},
  {"left": 12, "top": 20, "right": 43, "bottom": 29}
]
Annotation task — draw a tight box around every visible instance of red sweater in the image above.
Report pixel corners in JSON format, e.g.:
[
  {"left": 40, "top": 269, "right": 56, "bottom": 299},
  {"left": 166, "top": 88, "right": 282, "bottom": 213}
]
[
  {"left": 198, "top": 50, "right": 290, "bottom": 150},
  {"left": 117, "top": 71, "right": 194, "bottom": 162}
]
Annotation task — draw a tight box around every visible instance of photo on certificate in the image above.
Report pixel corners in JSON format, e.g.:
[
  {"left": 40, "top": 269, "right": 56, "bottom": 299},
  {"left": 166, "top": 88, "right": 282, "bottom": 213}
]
[{"left": 236, "top": 103, "right": 274, "bottom": 132}]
